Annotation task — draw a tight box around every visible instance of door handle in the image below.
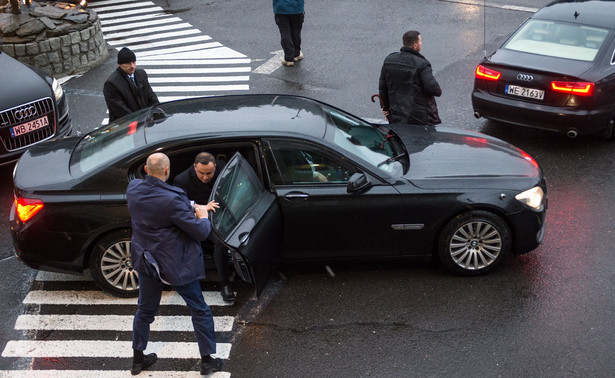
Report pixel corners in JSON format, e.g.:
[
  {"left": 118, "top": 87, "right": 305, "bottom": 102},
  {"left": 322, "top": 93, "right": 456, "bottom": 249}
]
[
  {"left": 284, "top": 192, "right": 309, "bottom": 200},
  {"left": 238, "top": 232, "right": 250, "bottom": 245}
]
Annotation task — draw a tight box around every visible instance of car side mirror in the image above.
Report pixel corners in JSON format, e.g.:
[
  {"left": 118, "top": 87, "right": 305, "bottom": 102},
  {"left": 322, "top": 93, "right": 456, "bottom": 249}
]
[{"left": 347, "top": 172, "right": 371, "bottom": 194}]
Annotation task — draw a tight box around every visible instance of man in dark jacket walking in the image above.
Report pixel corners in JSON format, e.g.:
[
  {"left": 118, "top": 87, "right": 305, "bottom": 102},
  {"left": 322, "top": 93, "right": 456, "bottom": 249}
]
[
  {"left": 103, "top": 47, "right": 159, "bottom": 122},
  {"left": 126, "top": 153, "right": 222, "bottom": 376},
  {"left": 379, "top": 31, "right": 442, "bottom": 125}
]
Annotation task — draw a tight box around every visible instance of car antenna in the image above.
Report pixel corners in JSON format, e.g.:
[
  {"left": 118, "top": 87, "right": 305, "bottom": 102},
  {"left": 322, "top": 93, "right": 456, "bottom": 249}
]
[{"left": 483, "top": 0, "right": 487, "bottom": 59}]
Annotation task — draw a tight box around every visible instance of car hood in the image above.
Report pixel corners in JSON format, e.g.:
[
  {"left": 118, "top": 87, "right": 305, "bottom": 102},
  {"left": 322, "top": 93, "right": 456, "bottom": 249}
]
[
  {"left": 0, "top": 53, "right": 53, "bottom": 107},
  {"left": 486, "top": 48, "right": 594, "bottom": 78},
  {"left": 13, "top": 137, "right": 81, "bottom": 190},
  {"left": 388, "top": 125, "right": 542, "bottom": 190}
]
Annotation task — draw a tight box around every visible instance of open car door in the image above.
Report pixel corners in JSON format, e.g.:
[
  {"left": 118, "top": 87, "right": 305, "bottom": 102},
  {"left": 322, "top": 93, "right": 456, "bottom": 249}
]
[{"left": 209, "top": 152, "right": 282, "bottom": 296}]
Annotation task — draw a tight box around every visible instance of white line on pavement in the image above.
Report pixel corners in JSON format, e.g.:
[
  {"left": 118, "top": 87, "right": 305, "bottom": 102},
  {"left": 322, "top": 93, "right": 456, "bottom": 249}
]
[
  {"left": 23, "top": 290, "right": 233, "bottom": 307},
  {"left": 253, "top": 50, "right": 284, "bottom": 75},
  {"left": 90, "top": 1, "right": 156, "bottom": 13},
  {"left": 104, "top": 23, "right": 194, "bottom": 39},
  {"left": 100, "top": 15, "right": 180, "bottom": 28},
  {"left": 137, "top": 58, "right": 251, "bottom": 65},
  {"left": 108, "top": 36, "right": 214, "bottom": 50},
  {"left": 146, "top": 67, "right": 251, "bottom": 74},
  {"left": 1, "top": 340, "right": 231, "bottom": 359},
  {"left": 152, "top": 85, "right": 249, "bottom": 92},
  {"left": 0, "top": 371, "right": 230, "bottom": 378},
  {"left": 14, "top": 315, "right": 234, "bottom": 332},
  {"left": 106, "top": 29, "right": 201, "bottom": 45},
  {"left": 149, "top": 76, "right": 250, "bottom": 83}
]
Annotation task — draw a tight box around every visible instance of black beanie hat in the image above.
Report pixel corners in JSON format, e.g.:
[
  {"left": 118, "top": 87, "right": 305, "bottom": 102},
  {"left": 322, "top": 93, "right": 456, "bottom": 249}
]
[{"left": 117, "top": 47, "right": 136, "bottom": 64}]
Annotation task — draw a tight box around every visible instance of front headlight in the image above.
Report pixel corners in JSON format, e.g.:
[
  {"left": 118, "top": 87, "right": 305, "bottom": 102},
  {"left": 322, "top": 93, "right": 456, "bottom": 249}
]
[
  {"left": 515, "top": 186, "right": 544, "bottom": 210},
  {"left": 52, "top": 78, "right": 64, "bottom": 101}
]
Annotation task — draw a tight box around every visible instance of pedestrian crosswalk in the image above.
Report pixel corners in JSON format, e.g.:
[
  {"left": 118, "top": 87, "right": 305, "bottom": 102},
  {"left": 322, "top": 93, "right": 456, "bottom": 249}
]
[
  {"left": 88, "top": 0, "right": 251, "bottom": 123},
  {"left": 1, "top": 272, "right": 235, "bottom": 376}
]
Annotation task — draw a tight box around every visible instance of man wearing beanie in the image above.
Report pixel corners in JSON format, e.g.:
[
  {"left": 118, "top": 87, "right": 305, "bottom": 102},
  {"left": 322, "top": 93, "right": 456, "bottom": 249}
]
[{"left": 103, "top": 47, "right": 159, "bottom": 122}]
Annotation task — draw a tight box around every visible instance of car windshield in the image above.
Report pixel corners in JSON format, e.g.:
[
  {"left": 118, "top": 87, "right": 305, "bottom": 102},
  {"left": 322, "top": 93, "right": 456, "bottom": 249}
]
[
  {"left": 70, "top": 116, "right": 145, "bottom": 174},
  {"left": 325, "top": 109, "right": 404, "bottom": 178},
  {"left": 504, "top": 19, "right": 609, "bottom": 62}
]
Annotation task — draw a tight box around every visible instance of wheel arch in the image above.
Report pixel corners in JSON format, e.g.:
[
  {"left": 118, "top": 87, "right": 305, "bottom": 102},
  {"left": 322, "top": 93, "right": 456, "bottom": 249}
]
[{"left": 81, "top": 225, "right": 133, "bottom": 270}]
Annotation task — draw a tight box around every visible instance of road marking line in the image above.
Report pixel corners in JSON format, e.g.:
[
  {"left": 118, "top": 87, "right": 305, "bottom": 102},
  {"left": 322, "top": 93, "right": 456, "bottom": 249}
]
[
  {"left": 253, "top": 50, "right": 284, "bottom": 74},
  {"left": 108, "top": 36, "right": 214, "bottom": 50},
  {"left": 96, "top": 7, "right": 161, "bottom": 19},
  {"left": 149, "top": 76, "right": 250, "bottom": 83},
  {"left": 146, "top": 67, "right": 251, "bottom": 74},
  {"left": 100, "top": 15, "right": 181, "bottom": 28},
  {"left": 91, "top": 1, "right": 155, "bottom": 13},
  {"left": 440, "top": 0, "right": 538, "bottom": 12},
  {"left": 14, "top": 315, "right": 234, "bottom": 332},
  {"left": 105, "top": 23, "right": 194, "bottom": 39},
  {"left": 23, "top": 291, "right": 233, "bottom": 307},
  {"left": 106, "top": 29, "right": 201, "bottom": 44},
  {"left": 137, "top": 58, "right": 251, "bottom": 65},
  {"left": 0, "top": 371, "right": 231, "bottom": 377},
  {"left": 152, "top": 85, "right": 250, "bottom": 92},
  {"left": 1, "top": 340, "right": 231, "bottom": 359}
]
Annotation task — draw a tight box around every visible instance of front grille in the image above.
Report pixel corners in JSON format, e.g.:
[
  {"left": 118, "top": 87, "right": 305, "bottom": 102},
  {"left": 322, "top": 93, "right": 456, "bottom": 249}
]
[{"left": 0, "top": 97, "right": 56, "bottom": 151}]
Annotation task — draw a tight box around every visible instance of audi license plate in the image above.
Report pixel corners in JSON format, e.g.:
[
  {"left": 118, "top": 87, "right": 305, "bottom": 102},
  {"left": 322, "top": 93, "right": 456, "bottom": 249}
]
[
  {"left": 505, "top": 84, "right": 544, "bottom": 100},
  {"left": 10, "top": 116, "right": 49, "bottom": 138}
]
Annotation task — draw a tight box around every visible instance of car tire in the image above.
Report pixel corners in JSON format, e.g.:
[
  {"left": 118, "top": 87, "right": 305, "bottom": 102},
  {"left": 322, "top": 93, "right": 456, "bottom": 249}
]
[
  {"left": 89, "top": 229, "right": 139, "bottom": 297},
  {"left": 438, "top": 211, "right": 511, "bottom": 275}
]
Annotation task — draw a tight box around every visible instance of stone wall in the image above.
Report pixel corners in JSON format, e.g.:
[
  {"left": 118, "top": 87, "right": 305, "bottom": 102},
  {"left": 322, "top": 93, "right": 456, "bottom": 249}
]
[{"left": 0, "top": 2, "right": 109, "bottom": 78}]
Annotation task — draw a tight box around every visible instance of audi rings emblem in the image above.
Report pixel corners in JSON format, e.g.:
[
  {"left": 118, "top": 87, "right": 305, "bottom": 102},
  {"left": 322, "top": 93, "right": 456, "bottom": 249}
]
[
  {"left": 13, "top": 105, "right": 38, "bottom": 121},
  {"left": 517, "top": 74, "right": 534, "bottom": 82}
]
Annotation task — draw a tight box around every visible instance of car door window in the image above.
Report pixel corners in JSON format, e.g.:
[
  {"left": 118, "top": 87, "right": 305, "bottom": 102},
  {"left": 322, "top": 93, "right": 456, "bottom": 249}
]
[
  {"left": 210, "top": 153, "right": 264, "bottom": 237},
  {"left": 265, "top": 141, "right": 353, "bottom": 186}
]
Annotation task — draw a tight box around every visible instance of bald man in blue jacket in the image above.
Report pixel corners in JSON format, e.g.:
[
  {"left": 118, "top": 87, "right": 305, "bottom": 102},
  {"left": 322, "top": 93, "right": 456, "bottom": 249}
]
[{"left": 126, "top": 152, "right": 222, "bottom": 376}]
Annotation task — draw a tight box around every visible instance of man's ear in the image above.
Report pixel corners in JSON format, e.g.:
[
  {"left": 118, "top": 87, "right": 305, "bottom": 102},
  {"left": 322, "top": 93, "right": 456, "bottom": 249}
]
[{"left": 144, "top": 165, "right": 149, "bottom": 175}]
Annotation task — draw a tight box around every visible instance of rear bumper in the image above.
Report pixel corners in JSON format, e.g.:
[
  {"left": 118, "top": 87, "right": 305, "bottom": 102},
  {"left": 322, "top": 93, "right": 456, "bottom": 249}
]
[{"left": 472, "top": 89, "right": 613, "bottom": 136}]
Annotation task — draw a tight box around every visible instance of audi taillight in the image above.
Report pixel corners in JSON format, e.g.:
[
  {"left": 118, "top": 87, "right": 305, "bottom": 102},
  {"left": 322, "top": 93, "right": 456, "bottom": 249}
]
[
  {"left": 15, "top": 196, "right": 44, "bottom": 222},
  {"left": 475, "top": 65, "right": 501, "bottom": 81},
  {"left": 551, "top": 81, "right": 594, "bottom": 96}
]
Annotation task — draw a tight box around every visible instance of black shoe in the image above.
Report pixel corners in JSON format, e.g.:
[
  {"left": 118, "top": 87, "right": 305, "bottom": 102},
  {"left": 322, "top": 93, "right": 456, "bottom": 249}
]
[
  {"left": 131, "top": 353, "right": 157, "bottom": 375},
  {"left": 201, "top": 357, "right": 223, "bottom": 375},
  {"left": 221, "top": 285, "right": 236, "bottom": 302}
]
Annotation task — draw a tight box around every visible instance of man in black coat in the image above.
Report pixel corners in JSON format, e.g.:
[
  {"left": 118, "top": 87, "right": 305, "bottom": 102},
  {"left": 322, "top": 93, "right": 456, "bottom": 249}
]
[
  {"left": 379, "top": 30, "right": 442, "bottom": 126},
  {"left": 173, "top": 152, "right": 236, "bottom": 302},
  {"left": 103, "top": 47, "right": 159, "bottom": 122}
]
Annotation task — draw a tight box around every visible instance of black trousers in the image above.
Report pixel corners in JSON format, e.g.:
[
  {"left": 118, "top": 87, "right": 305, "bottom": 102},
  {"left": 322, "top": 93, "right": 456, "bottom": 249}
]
[
  {"left": 274, "top": 13, "right": 304, "bottom": 61},
  {"left": 209, "top": 232, "right": 231, "bottom": 286}
]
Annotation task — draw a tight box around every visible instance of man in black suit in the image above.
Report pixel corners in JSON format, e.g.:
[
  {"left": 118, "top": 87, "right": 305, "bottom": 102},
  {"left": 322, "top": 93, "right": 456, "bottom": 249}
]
[
  {"left": 173, "top": 152, "right": 236, "bottom": 302},
  {"left": 103, "top": 47, "right": 159, "bottom": 122}
]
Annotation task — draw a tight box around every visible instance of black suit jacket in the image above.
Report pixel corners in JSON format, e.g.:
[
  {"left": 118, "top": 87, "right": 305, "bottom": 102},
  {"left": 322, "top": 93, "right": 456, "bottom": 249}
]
[{"left": 103, "top": 67, "right": 159, "bottom": 122}]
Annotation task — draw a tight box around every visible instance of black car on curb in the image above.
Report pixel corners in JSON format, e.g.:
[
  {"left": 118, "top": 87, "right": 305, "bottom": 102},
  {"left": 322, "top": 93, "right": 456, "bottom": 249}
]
[
  {"left": 10, "top": 95, "right": 547, "bottom": 297},
  {"left": 472, "top": 0, "right": 615, "bottom": 138},
  {"left": 0, "top": 47, "right": 72, "bottom": 167}
]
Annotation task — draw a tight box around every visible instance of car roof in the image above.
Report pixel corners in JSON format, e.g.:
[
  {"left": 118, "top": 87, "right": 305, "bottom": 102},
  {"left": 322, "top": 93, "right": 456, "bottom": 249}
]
[
  {"left": 536, "top": 1, "right": 615, "bottom": 29},
  {"left": 145, "top": 94, "right": 329, "bottom": 145}
]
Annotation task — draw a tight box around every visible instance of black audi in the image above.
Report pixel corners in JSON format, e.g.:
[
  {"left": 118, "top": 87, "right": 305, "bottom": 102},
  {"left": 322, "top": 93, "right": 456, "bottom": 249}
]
[
  {"left": 0, "top": 47, "right": 72, "bottom": 166},
  {"left": 10, "top": 95, "right": 547, "bottom": 297},
  {"left": 472, "top": 0, "right": 615, "bottom": 138}
]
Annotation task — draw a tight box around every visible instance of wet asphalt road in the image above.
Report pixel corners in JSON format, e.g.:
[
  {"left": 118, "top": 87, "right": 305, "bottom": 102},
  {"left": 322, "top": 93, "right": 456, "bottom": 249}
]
[{"left": 1, "top": 0, "right": 614, "bottom": 376}]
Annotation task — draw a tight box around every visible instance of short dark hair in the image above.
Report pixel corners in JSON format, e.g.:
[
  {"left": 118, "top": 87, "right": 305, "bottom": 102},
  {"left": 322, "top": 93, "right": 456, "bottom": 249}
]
[
  {"left": 403, "top": 31, "right": 421, "bottom": 47},
  {"left": 194, "top": 152, "right": 215, "bottom": 166}
]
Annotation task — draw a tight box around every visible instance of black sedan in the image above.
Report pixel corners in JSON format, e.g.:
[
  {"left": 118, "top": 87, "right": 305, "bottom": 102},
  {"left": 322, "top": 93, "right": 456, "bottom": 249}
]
[
  {"left": 10, "top": 95, "right": 547, "bottom": 297},
  {"left": 0, "top": 48, "right": 72, "bottom": 167},
  {"left": 472, "top": 0, "right": 615, "bottom": 138}
]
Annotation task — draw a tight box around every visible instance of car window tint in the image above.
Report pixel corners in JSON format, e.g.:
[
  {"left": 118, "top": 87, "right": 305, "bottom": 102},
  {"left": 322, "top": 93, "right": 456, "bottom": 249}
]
[
  {"left": 326, "top": 110, "right": 402, "bottom": 177},
  {"left": 71, "top": 117, "right": 143, "bottom": 174},
  {"left": 504, "top": 20, "right": 609, "bottom": 62},
  {"left": 266, "top": 141, "right": 352, "bottom": 186},
  {"left": 211, "top": 154, "right": 264, "bottom": 237}
]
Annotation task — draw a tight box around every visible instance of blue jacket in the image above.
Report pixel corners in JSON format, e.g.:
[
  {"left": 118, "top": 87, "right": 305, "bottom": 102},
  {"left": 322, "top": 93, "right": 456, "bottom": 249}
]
[
  {"left": 273, "top": 0, "right": 304, "bottom": 14},
  {"left": 126, "top": 175, "right": 211, "bottom": 286}
]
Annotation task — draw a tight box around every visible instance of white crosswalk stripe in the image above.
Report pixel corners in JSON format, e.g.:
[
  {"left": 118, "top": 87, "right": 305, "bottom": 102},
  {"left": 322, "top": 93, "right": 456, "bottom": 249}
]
[
  {"left": 89, "top": 0, "right": 252, "bottom": 120},
  {"left": 2, "top": 272, "right": 237, "bottom": 374}
]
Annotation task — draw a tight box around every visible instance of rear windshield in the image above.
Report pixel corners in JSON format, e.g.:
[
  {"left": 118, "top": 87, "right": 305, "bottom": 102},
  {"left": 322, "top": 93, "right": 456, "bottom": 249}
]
[
  {"left": 70, "top": 117, "right": 145, "bottom": 174},
  {"left": 504, "top": 19, "right": 609, "bottom": 62}
]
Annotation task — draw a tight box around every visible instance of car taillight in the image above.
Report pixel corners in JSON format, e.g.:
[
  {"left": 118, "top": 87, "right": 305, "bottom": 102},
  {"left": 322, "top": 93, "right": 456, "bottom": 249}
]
[
  {"left": 15, "top": 196, "right": 44, "bottom": 222},
  {"left": 551, "top": 81, "right": 594, "bottom": 96},
  {"left": 475, "top": 65, "right": 501, "bottom": 81}
]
